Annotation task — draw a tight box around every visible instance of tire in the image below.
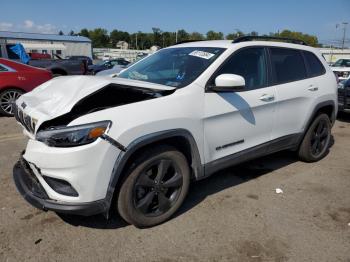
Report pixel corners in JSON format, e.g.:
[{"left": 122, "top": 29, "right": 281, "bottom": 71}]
[
  {"left": 117, "top": 146, "right": 190, "bottom": 228},
  {"left": 0, "top": 89, "right": 24, "bottom": 117},
  {"left": 298, "top": 114, "right": 331, "bottom": 162}
]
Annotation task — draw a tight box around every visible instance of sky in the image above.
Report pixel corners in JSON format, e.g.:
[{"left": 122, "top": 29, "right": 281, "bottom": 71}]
[{"left": 0, "top": 0, "right": 349, "bottom": 46}]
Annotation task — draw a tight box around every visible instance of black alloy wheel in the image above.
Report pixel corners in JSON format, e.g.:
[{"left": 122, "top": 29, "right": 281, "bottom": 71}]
[
  {"left": 117, "top": 146, "right": 190, "bottom": 228},
  {"left": 310, "top": 118, "right": 330, "bottom": 158},
  {"left": 298, "top": 113, "right": 331, "bottom": 162},
  {"left": 134, "top": 159, "right": 183, "bottom": 217}
]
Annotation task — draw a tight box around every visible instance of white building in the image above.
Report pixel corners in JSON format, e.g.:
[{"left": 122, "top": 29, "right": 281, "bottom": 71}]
[
  {"left": 0, "top": 31, "right": 92, "bottom": 58},
  {"left": 318, "top": 48, "right": 350, "bottom": 63},
  {"left": 116, "top": 41, "right": 129, "bottom": 50}
]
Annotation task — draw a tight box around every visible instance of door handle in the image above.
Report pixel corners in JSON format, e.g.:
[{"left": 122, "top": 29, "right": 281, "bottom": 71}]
[
  {"left": 259, "top": 94, "right": 275, "bottom": 102},
  {"left": 308, "top": 86, "right": 319, "bottom": 91}
]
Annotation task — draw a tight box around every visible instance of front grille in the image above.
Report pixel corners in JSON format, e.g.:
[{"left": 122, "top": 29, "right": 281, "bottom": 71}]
[
  {"left": 334, "top": 71, "right": 350, "bottom": 79},
  {"left": 338, "top": 88, "right": 350, "bottom": 108},
  {"left": 14, "top": 104, "right": 36, "bottom": 134},
  {"left": 19, "top": 158, "right": 49, "bottom": 199}
]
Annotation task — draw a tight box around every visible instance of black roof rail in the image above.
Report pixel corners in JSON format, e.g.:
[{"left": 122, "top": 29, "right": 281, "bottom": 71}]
[
  {"left": 232, "top": 36, "right": 308, "bottom": 46},
  {"left": 174, "top": 40, "right": 205, "bottom": 45}
]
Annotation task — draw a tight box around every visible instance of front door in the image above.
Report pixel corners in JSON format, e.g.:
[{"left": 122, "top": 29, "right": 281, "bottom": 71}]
[{"left": 203, "top": 47, "right": 276, "bottom": 163}]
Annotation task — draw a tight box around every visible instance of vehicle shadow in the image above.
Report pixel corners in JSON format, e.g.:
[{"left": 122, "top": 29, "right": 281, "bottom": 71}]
[
  {"left": 337, "top": 112, "right": 350, "bottom": 123},
  {"left": 57, "top": 140, "right": 335, "bottom": 229},
  {"left": 57, "top": 212, "right": 129, "bottom": 229},
  {"left": 175, "top": 150, "right": 298, "bottom": 219}
]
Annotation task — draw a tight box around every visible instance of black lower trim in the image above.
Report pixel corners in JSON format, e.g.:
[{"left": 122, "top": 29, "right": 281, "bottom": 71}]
[
  {"left": 204, "top": 133, "right": 302, "bottom": 177},
  {"left": 216, "top": 139, "right": 244, "bottom": 151},
  {"left": 311, "top": 100, "right": 336, "bottom": 125},
  {"left": 101, "top": 134, "right": 127, "bottom": 152},
  {"left": 13, "top": 158, "right": 107, "bottom": 216}
]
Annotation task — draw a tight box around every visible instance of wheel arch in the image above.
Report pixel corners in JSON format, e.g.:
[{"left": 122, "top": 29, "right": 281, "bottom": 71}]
[
  {"left": 309, "top": 100, "right": 336, "bottom": 126},
  {"left": 295, "top": 100, "right": 336, "bottom": 150},
  {"left": 104, "top": 129, "right": 203, "bottom": 211},
  {"left": 0, "top": 86, "right": 26, "bottom": 93}
]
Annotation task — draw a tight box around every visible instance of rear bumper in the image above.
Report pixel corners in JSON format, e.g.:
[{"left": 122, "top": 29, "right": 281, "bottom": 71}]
[{"left": 13, "top": 158, "right": 107, "bottom": 216}]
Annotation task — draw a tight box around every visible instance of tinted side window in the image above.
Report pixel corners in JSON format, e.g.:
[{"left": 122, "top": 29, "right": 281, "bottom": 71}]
[
  {"left": 270, "top": 48, "right": 307, "bottom": 84},
  {"left": 303, "top": 51, "right": 325, "bottom": 77},
  {"left": 213, "top": 47, "right": 267, "bottom": 90},
  {"left": 6, "top": 45, "right": 20, "bottom": 59}
]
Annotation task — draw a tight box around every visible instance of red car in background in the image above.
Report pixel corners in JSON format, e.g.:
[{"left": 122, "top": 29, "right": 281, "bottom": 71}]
[{"left": 0, "top": 58, "right": 52, "bottom": 116}]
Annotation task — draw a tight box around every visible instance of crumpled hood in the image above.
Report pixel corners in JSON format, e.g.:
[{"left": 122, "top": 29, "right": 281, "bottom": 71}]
[{"left": 16, "top": 75, "right": 175, "bottom": 121}]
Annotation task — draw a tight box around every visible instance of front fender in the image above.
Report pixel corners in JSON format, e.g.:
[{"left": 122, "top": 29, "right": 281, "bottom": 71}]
[{"left": 104, "top": 129, "right": 203, "bottom": 211}]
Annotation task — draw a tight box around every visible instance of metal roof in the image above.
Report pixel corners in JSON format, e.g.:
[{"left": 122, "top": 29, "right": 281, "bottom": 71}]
[{"left": 0, "top": 31, "right": 91, "bottom": 43}]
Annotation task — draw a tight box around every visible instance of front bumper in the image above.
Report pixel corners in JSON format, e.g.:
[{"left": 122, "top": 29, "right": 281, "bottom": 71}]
[
  {"left": 13, "top": 157, "right": 108, "bottom": 216},
  {"left": 338, "top": 87, "right": 350, "bottom": 112}
]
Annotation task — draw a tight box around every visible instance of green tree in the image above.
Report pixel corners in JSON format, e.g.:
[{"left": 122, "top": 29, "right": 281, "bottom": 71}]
[
  {"left": 79, "top": 28, "right": 90, "bottom": 38},
  {"left": 58, "top": 30, "right": 64, "bottom": 35},
  {"left": 69, "top": 30, "right": 75, "bottom": 36},
  {"left": 89, "top": 28, "right": 109, "bottom": 47},
  {"left": 206, "top": 30, "right": 224, "bottom": 40},
  {"left": 176, "top": 29, "right": 189, "bottom": 43},
  {"left": 110, "top": 30, "right": 130, "bottom": 46},
  {"left": 162, "top": 31, "right": 176, "bottom": 47},
  {"left": 189, "top": 32, "right": 205, "bottom": 40},
  {"left": 152, "top": 27, "right": 162, "bottom": 46},
  {"left": 272, "top": 29, "right": 319, "bottom": 47},
  {"left": 226, "top": 30, "right": 245, "bottom": 40}
]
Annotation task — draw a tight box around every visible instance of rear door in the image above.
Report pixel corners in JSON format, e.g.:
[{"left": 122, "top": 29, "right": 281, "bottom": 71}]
[{"left": 269, "top": 47, "right": 325, "bottom": 140}]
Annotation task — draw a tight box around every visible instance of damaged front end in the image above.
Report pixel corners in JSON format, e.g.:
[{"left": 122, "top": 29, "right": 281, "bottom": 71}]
[
  {"left": 12, "top": 76, "right": 178, "bottom": 215},
  {"left": 14, "top": 79, "right": 175, "bottom": 153},
  {"left": 15, "top": 76, "right": 176, "bottom": 136},
  {"left": 38, "top": 83, "right": 175, "bottom": 131}
]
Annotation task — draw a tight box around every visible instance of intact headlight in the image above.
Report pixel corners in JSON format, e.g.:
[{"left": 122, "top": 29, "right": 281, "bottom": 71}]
[{"left": 36, "top": 121, "right": 111, "bottom": 147}]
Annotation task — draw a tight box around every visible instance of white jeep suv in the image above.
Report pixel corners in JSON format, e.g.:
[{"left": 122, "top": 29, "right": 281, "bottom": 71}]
[{"left": 13, "top": 37, "right": 338, "bottom": 227}]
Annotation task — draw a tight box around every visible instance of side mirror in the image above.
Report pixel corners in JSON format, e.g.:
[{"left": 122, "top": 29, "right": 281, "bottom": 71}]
[{"left": 211, "top": 74, "right": 245, "bottom": 92}]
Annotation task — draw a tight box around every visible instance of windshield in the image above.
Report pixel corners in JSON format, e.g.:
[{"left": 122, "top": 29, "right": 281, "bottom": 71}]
[
  {"left": 97, "top": 61, "right": 108, "bottom": 66},
  {"left": 118, "top": 47, "right": 225, "bottom": 88},
  {"left": 334, "top": 59, "right": 350, "bottom": 67}
]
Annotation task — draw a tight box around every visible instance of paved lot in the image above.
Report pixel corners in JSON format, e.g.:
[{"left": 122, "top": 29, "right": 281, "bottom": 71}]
[{"left": 0, "top": 115, "right": 350, "bottom": 262}]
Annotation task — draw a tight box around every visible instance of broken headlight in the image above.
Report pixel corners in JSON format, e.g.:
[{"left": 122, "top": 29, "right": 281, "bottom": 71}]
[{"left": 36, "top": 121, "right": 111, "bottom": 147}]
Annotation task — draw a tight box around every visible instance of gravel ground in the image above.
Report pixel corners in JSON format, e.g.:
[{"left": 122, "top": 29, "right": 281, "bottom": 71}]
[{"left": 0, "top": 114, "right": 349, "bottom": 262}]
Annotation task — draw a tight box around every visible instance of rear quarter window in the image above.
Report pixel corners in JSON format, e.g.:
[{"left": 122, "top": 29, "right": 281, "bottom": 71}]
[
  {"left": 303, "top": 51, "right": 326, "bottom": 77},
  {"left": 269, "top": 47, "right": 307, "bottom": 85}
]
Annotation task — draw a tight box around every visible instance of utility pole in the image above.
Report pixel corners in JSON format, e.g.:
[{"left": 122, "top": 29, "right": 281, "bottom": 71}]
[
  {"left": 234, "top": 28, "right": 239, "bottom": 38},
  {"left": 135, "top": 33, "right": 138, "bottom": 50},
  {"left": 341, "top": 22, "right": 348, "bottom": 50}
]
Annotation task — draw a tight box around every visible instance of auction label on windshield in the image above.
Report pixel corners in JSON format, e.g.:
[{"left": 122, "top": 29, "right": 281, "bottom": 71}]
[{"left": 189, "top": 50, "right": 215, "bottom": 59}]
